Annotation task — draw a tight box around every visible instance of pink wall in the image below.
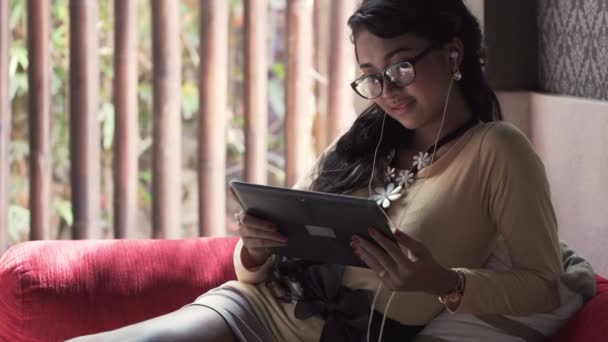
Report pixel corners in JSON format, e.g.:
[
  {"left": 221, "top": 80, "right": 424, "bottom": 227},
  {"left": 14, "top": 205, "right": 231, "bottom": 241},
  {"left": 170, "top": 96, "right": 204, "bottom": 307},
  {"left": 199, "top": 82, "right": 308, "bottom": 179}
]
[{"left": 498, "top": 92, "right": 608, "bottom": 276}]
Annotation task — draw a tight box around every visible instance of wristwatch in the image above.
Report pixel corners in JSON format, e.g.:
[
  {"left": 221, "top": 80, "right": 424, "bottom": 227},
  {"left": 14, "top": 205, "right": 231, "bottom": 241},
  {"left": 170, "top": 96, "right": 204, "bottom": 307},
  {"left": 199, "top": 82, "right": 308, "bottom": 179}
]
[{"left": 438, "top": 269, "right": 466, "bottom": 306}]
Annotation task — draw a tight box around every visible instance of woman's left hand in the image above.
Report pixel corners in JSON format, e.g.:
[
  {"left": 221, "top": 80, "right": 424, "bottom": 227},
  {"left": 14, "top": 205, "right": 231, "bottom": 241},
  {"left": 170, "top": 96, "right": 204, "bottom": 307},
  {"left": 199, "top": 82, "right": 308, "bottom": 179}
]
[{"left": 351, "top": 228, "right": 457, "bottom": 295}]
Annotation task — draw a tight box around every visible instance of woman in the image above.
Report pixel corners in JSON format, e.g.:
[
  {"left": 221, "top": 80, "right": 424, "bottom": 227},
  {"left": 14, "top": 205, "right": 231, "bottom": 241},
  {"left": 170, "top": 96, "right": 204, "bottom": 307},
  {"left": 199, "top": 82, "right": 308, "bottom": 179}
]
[{"left": 70, "top": 0, "right": 564, "bottom": 341}]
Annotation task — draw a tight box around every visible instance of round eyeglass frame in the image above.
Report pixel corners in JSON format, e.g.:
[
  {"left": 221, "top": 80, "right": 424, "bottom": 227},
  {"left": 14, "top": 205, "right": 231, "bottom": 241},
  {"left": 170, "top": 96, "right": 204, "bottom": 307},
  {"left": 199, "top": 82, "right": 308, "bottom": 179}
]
[{"left": 350, "top": 45, "right": 436, "bottom": 100}]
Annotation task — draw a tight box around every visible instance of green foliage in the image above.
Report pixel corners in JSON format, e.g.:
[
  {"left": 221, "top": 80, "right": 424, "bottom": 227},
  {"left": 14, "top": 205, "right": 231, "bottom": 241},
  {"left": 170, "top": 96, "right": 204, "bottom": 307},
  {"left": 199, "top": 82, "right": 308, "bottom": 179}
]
[
  {"left": 9, "top": 0, "right": 27, "bottom": 101},
  {"left": 53, "top": 199, "right": 73, "bottom": 226},
  {"left": 9, "top": 0, "right": 25, "bottom": 30},
  {"left": 138, "top": 170, "right": 153, "bottom": 208},
  {"left": 268, "top": 77, "right": 285, "bottom": 119},
  {"left": 9, "top": 140, "right": 28, "bottom": 164},
  {"left": 271, "top": 62, "right": 286, "bottom": 80},
  {"left": 181, "top": 83, "right": 199, "bottom": 121},
  {"left": 100, "top": 102, "right": 115, "bottom": 151},
  {"left": 9, "top": 40, "right": 28, "bottom": 99},
  {"left": 8, "top": 205, "right": 29, "bottom": 244}
]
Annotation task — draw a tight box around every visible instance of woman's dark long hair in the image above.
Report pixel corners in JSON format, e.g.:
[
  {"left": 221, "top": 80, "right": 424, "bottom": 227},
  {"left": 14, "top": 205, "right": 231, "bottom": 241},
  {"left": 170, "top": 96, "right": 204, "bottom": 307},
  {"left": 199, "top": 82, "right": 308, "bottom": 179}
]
[
  {"left": 269, "top": 0, "right": 503, "bottom": 303},
  {"left": 309, "top": 0, "right": 502, "bottom": 194}
]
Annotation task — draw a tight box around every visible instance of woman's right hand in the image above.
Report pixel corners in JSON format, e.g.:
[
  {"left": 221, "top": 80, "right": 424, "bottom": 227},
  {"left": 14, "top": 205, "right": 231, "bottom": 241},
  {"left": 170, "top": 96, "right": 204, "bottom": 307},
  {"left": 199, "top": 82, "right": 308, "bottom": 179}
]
[{"left": 235, "top": 211, "right": 288, "bottom": 268}]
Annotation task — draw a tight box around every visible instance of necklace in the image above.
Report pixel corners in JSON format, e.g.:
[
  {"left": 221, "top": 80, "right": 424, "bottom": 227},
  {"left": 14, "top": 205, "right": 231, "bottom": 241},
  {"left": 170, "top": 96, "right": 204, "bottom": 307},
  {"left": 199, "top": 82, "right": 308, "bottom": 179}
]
[{"left": 370, "top": 118, "right": 478, "bottom": 209}]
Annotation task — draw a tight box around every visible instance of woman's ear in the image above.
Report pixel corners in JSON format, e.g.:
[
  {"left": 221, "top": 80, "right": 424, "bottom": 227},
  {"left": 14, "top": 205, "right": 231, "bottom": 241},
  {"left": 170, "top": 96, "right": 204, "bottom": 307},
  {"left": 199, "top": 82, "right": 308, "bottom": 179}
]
[
  {"left": 450, "top": 50, "right": 460, "bottom": 63},
  {"left": 445, "top": 37, "right": 465, "bottom": 71}
]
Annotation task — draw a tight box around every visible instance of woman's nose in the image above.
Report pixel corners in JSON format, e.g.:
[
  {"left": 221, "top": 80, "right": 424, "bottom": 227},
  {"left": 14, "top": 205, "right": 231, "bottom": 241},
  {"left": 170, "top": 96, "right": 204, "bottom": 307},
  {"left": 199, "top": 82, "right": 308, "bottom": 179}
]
[{"left": 381, "top": 80, "right": 402, "bottom": 99}]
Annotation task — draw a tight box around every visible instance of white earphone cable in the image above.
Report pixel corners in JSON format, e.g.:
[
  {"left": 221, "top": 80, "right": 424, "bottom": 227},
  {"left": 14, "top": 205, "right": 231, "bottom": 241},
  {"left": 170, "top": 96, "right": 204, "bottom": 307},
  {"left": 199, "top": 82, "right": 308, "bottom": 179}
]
[
  {"left": 378, "top": 291, "right": 396, "bottom": 340},
  {"left": 366, "top": 282, "right": 383, "bottom": 342},
  {"left": 368, "top": 112, "right": 388, "bottom": 198}
]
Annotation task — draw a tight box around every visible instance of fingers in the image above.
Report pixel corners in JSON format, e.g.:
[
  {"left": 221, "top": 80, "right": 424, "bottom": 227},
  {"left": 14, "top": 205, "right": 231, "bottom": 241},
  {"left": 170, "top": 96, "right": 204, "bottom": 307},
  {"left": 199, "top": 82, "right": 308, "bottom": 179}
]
[
  {"left": 353, "top": 229, "right": 437, "bottom": 293},
  {"left": 352, "top": 235, "right": 397, "bottom": 275},
  {"left": 236, "top": 212, "right": 287, "bottom": 251},
  {"left": 394, "top": 230, "right": 427, "bottom": 259},
  {"left": 241, "top": 237, "right": 287, "bottom": 249},
  {"left": 353, "top": 243, "right": 387, "bottom": 274},
  {"left": 368, "top": 228, "right": 408, "bottom": 265},
  {"left": 353, "top": 242, "right": 399, "bottom": 288},
  {"left": 239, "top": 212, "right": 277, "bottom": 233},
  {"left": 241, "top": 225, "right": 288, "bottom": 244}
]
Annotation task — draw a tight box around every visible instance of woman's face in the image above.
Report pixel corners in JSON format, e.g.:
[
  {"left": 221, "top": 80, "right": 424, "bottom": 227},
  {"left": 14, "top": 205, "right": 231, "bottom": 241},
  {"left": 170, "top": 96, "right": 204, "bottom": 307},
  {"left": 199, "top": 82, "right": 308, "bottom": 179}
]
[{"left": 354, "top": 31, "right": 456, "bottom": 132}]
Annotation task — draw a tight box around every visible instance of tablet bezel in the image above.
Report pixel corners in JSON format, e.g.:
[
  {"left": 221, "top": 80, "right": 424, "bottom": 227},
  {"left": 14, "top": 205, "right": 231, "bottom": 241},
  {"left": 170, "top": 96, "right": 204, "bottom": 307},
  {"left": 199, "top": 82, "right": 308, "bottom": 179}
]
[{"left": 230, "top": 180, "right": 395, "bottom": 268}]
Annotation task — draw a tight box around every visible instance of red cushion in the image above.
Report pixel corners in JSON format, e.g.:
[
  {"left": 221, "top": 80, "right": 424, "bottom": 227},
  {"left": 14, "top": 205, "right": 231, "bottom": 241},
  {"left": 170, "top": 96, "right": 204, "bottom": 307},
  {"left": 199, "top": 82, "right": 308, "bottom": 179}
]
[
  {"left": 0, "top": 237, "right": 239, "bottom": 342},
  {"left": 552, "top": 274, "right": 608, "bottom": 342}
]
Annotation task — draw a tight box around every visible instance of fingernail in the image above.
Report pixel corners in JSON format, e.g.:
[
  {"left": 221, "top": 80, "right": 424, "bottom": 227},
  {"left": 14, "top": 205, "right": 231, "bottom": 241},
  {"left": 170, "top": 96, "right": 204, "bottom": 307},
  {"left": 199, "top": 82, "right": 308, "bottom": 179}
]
[{"left": 350, "top": 241, "right": 357, "bottom": 249}]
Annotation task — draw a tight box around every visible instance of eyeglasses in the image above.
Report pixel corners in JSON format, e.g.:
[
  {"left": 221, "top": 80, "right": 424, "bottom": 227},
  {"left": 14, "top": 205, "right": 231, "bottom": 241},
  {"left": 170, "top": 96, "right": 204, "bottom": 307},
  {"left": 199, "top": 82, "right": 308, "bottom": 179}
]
[{"left": 350, "top": 45, "right": 436, "bottom": 100}]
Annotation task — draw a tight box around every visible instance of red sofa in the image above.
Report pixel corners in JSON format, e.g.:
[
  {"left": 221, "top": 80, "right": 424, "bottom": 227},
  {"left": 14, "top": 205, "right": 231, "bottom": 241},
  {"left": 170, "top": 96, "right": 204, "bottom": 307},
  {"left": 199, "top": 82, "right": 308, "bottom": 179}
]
[{"left": 0, "top": 237, "right": 606, "bottom": 342}]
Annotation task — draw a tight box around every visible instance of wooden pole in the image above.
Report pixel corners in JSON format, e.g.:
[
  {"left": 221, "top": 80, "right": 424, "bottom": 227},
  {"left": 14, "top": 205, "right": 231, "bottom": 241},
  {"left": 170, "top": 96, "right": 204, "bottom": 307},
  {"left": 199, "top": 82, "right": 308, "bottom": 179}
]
[
  {"left": 243, "top": 0, "right": 268, "bottom": 185},
  {"left": 0, "top": 0, "right": 10, "bottom": 251},
  {"left": 151, "top": 0, "right": 182, "bottom": 239},
  {"left": 313, "top": 0, "right": 330, "bottom": 154},
  {"left": 285, "top": 0, "right": 313, "bottom": 187},
  {"left": 199, "top": 0, "right": 228, "bottom": 236},
  {"left": 113, "top": 0, "right": 138, "bottom": 238},
  {"left": 27, "top": 0, "right": 52, "bottom": 240},
  {"left": 327, "top": 0, "right": 356, "bottom": 142},
  {"left": 69, "top": 0, "right": 101, "bottom": 239}
]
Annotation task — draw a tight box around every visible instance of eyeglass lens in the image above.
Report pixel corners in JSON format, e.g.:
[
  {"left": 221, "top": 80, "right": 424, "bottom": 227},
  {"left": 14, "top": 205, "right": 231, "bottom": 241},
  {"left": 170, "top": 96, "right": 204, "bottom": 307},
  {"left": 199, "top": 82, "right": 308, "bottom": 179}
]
[{"left": 354, "top": 62, "right": 415, "bottom": 99}]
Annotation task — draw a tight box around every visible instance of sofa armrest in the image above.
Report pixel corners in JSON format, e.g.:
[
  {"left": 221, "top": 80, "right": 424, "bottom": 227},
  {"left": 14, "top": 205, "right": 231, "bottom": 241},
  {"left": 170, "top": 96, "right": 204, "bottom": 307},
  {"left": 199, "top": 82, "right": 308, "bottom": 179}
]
[
  {"left": 552, "top": 275, "right": 608, "bottom": 342},
  {"left": 0, "top": 237, "right": 239, "bottom": 342}
]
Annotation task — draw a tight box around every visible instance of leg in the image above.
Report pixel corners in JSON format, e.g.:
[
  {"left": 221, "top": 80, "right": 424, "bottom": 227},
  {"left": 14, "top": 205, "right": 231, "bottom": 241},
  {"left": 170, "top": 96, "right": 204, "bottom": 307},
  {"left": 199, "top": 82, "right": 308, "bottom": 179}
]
[{"left": 67, "top": 305, "right": 239, "bottom": 342}]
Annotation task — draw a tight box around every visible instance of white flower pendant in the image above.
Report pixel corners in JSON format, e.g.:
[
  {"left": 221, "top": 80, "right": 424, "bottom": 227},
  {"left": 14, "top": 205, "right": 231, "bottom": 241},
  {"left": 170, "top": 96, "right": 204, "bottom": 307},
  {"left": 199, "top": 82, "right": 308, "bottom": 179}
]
[
  {"left": 370, "top": 182, "right": 403, "bottom": 209},
  {"left": 413, "top": 152, "right": 431, "bottom": 170},
  {"left": 396, "top": 169, "right": 415, "bottom": 188},
  {"left": 384, "top": 167, "right": 396, "bottom": 182}
]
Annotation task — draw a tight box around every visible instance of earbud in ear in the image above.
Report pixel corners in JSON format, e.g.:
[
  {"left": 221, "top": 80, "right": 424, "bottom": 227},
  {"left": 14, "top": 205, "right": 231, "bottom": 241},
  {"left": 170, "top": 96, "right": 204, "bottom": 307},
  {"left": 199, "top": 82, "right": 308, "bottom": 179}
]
[
  {"left": 450, "top": 50, "right": 462, "bottom": 81},
  {"left": 449, "top": 50, "right": 459, "bottom": 61}
]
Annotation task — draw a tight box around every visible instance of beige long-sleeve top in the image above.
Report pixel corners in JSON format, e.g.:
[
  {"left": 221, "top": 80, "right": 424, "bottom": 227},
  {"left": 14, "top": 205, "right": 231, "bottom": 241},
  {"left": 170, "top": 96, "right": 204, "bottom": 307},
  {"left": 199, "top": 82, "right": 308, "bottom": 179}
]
[{"left": 223, "top": 121, "right": 562, "bottom": 341}]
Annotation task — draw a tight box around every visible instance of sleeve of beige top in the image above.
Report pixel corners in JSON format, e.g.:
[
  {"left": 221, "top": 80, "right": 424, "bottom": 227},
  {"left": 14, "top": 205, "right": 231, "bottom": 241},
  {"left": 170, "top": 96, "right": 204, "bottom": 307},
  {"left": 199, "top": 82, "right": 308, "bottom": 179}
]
[
  {"left": 454, "top": 122, "right": 563, "bottom": 315},
  {"left": 233, "top": 238, "right": 277, "bottom": 284},
  {"left": 233, "top": 137, "right": 341, "bottom": 284}
]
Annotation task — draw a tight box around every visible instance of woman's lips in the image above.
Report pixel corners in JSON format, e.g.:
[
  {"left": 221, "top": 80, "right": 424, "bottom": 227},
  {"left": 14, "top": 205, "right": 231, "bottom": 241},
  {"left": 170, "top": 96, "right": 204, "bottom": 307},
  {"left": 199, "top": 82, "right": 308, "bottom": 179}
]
[{"left": 390, "top": 99, "right": 416, "bottom": 115}]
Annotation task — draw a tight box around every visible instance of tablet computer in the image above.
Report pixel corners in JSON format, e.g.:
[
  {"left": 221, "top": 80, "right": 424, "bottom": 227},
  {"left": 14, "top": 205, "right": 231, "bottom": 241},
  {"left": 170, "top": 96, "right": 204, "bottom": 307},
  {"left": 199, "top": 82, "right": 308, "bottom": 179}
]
[{"left": 230, "top": 180, "right": 395, "bottom": 268}]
